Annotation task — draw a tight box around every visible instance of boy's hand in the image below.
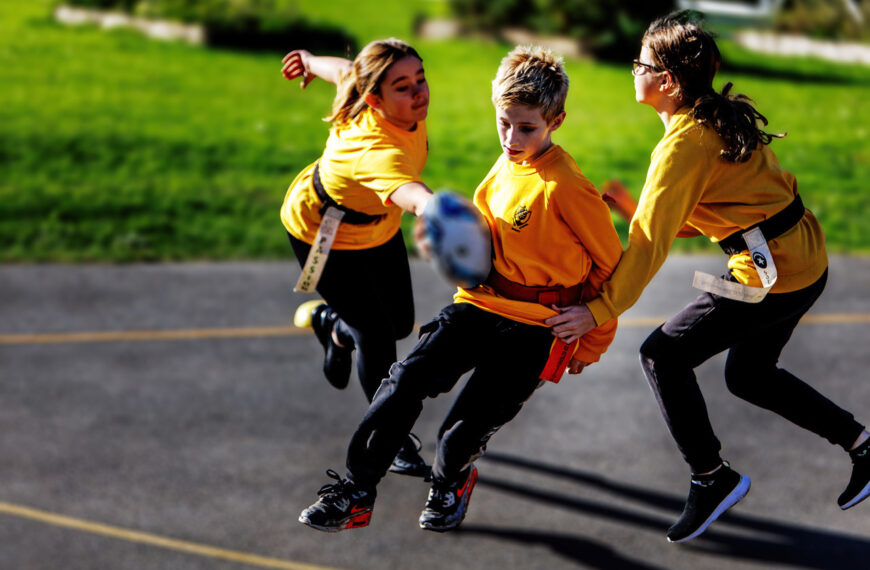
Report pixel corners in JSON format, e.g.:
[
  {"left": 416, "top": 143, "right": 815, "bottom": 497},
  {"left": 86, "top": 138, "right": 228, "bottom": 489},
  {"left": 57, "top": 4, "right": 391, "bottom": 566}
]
[
  {"left": 601, "top": 179, "right": 637, "bottom": 222},
  {"left": 567, "top": 358, "right": 591, "bottom": 375},
  {"left": 282, "top": 50, "right": 315, "bottom": 88},
  {"left": 544, "top": 304, "right": 597, "bottom": 344}
]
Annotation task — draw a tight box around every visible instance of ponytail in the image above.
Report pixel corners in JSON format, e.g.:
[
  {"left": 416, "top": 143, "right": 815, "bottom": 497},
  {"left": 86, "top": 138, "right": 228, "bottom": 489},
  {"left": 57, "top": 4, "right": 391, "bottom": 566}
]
[
  {"left": 326, "top": 73, "right": 367, "bottom": 125},
  {"left": 325, "top": 38, "right": 422, "bottom": 126},
  {"left": 644, "top": 11, "right": 784, "bottom": 163},
  {"left": 692, "top": 82, "right": 784, "bottom": 163}
]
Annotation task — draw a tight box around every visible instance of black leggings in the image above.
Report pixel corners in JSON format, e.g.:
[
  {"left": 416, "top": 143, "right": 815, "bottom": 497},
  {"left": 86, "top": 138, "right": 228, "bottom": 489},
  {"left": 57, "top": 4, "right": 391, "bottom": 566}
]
[
  {"left": 289, "top": 231, "right": 414, "bottom": 400},
  {"left": 640, "top": 269, "right": 864, "bottom": 473}
]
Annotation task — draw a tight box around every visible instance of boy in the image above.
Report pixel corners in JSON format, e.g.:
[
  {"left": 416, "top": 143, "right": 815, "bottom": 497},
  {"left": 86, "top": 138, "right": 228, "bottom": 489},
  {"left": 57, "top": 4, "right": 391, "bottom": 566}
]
[{"left": 298, "top": 45, "right": 622, "bottom": 533}]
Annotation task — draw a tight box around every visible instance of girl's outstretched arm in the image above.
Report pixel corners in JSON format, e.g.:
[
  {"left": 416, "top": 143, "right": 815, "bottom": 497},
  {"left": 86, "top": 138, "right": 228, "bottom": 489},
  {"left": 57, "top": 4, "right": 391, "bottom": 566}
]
[
  {"left": 389, "top": 182, "right": 432, "bottom": 217},
  {"left": 281, "top": 50, "right": 352, "bottom": 87}
]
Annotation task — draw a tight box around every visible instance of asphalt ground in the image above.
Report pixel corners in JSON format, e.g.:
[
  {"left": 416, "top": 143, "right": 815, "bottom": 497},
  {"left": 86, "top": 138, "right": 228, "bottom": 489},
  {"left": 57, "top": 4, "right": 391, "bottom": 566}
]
[{"left": 1, "top": 255, "right": 869, "bottom": 570}]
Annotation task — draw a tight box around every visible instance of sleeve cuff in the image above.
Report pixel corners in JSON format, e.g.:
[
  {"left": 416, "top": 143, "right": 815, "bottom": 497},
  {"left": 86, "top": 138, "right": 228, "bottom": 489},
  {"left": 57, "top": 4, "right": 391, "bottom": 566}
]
[{"left": 586, "top": 297, "right": 615, "bottom": 327}]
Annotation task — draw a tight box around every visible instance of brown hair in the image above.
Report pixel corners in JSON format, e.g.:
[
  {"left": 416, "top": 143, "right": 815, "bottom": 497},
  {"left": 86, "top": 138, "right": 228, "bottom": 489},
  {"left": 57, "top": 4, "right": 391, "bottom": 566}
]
[
  {"left": 326, "top": 38, "right": 422, "bottom": 125},
  {"left": 643, "top": 11, "right": 783, "bottom": 162},
  {"left": 492, "top": 45, "right": 569, "bottom": 124}
]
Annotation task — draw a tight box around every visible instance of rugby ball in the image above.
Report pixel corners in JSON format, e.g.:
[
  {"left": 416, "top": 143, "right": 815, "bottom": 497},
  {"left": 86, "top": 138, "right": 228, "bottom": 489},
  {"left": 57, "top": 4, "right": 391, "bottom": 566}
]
[{"left": 422, "top": 191, "right": 492, "bottom": 288}]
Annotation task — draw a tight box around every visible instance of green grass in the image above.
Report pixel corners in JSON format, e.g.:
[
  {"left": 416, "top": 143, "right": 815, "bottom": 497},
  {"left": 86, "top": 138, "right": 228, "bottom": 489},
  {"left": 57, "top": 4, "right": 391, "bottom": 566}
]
[{"left": 1, "top": 0, "right": 868, "bottom": 261}]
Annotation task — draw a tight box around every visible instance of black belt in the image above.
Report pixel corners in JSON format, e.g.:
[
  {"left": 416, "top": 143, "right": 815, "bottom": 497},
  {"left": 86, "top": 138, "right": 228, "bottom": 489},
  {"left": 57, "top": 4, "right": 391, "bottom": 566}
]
[
  {"left": 717, "top": 195, "right": 805, "bottom": 256},
  {"left": 312, "top": 163, "right": 385, "bottom": 226}
]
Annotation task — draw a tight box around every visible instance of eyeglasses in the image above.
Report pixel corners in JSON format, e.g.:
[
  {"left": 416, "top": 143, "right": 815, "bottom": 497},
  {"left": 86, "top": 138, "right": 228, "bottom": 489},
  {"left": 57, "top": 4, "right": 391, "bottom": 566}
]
[{"left": 632, "top": 59, "right": 664, "bottom": 76}]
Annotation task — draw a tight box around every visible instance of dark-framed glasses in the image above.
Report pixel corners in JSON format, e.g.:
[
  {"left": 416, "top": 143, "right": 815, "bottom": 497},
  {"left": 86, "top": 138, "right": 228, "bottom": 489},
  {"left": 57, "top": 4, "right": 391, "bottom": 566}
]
[{"left": 632, "top": 59, "right": 664, "bottom": 76}]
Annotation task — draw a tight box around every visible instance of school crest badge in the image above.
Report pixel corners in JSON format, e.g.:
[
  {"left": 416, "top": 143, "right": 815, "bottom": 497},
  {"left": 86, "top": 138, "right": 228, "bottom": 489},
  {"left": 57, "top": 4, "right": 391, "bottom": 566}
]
[{"left": 511, "top": 205, "right": 531, "bottom": 232}]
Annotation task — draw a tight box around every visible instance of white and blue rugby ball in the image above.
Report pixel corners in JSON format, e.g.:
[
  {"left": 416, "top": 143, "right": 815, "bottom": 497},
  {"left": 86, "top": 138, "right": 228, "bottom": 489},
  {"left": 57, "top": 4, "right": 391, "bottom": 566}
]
[{"left": 422, "top": 191, "right": 492, "bottom": 288}]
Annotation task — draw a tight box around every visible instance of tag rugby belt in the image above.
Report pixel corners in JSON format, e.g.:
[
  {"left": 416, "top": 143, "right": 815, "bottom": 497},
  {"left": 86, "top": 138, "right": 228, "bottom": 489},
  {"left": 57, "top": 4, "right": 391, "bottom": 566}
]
[
  {"left": 717, "top": 195, "right": 804, "bottom": 256},
  {"left": 313, "top": 163, "right": 386, "bottom": 226},
  {"left": 485, "top": 269, "right": 582, "bottom": 307}
]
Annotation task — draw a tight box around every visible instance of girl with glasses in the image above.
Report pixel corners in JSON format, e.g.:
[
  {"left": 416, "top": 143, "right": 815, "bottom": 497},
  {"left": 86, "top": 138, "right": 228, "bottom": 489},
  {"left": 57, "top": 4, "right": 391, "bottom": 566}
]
[{"left": 546, "top": 11, "right": 870, "bottom": 543}]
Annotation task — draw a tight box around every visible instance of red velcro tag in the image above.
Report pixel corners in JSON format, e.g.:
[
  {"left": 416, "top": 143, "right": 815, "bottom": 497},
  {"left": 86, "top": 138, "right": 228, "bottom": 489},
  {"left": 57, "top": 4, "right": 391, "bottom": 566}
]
[
  {"left": 537, "top": 290, "right": 561, "bottom": 307},
  {"left": 539, "top": 337, "right": 579, "bottom": 383}
]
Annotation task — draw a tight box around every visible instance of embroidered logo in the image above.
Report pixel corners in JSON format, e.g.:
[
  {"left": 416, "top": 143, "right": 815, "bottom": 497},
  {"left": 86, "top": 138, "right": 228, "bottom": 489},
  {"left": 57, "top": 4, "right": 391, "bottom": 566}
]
[
  {"left": 511, "top": 205, "right": 531, "bottom": 232},
  {"left": 752, "top": 252, "right": 768, "bottom": 269}
]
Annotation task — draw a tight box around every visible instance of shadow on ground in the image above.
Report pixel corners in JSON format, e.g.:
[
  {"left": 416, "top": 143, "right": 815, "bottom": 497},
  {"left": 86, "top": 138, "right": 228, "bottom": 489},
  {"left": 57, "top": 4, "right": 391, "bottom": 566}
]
[{"left": 459, "top": 452, "right": 870, "bottom": 570}]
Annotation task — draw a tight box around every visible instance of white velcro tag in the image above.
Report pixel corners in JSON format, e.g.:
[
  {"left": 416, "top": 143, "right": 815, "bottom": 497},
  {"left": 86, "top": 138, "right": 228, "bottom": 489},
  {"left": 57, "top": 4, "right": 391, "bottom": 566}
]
[
  {"left": 693, "top": 226, "right": 778, "bottom": 303},
  {"left": 294, "top": 207, "right": 345, "bottom": 293},
  {"left": 742, "top": 226, "right": 777, "bottom": 289},
  {"left": 692, "top": 271, "right": 770, "bottom": 303}
]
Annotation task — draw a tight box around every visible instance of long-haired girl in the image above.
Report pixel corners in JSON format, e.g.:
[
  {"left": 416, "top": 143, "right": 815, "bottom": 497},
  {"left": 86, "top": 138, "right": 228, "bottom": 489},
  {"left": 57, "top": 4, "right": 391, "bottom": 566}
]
[
  {"left": 548, "top": 11, "right": 870, "bottom": 542},
  {"left": 280, "top": 39, "right": 434, "bottom": 477}
]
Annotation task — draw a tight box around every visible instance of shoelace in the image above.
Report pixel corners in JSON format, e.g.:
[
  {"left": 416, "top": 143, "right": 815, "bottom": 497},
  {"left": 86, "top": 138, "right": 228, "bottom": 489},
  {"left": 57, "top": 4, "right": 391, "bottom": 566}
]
[
  {"left": 317, "top": 469, "right": 351, "bottom": 498},
  {"left": 427, "top": 483, "right": 456, "bottom": 508}
]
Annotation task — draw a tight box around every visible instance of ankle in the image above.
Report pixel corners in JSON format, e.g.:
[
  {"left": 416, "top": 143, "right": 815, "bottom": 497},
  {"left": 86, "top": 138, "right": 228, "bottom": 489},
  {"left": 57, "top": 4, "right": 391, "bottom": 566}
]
[
  {"left": 693, "top": 463, "right": 724, "bottom": 478},
  {"left": 850, "top": 430, "right": 870, "bottom": 452},
  {"left": 331, "top": 329, "right": 346, "bottom": 348}
]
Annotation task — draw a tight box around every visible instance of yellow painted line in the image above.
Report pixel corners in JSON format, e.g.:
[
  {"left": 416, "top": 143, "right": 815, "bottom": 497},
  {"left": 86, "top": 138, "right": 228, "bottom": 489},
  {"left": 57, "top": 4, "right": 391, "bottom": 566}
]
[
  {"left": 0, "top": 502, "right": 341, "bottom": 570},
  {"left": 1, "top": 313, "right": 868, "bottom": 346},
  {"left": 802, "top": 313, "right": 870, "bottom": 325},
  {"left": 0, "top": 326, "right": 306, "bottom": 345}
]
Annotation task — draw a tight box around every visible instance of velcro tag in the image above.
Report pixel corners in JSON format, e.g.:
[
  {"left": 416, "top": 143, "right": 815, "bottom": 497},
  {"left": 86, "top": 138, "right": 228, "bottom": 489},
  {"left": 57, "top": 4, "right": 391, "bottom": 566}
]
[
  {"left": 294, "top": 207, "right": 345, "bottom": 293},
  {"left": 693, "top": 227, "right": 777, "bottom": 303},
  {"left": 743, "top": 226, "right": 777, "bottom": 288},
  {"left": 539, "top": 337, "right": 578, "bottom": 383}
]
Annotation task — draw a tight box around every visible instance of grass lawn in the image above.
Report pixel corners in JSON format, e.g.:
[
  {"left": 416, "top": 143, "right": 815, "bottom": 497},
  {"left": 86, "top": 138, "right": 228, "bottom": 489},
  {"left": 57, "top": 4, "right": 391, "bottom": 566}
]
[{"left": 1, "top": 0, "right": 868, "bottom": 261}]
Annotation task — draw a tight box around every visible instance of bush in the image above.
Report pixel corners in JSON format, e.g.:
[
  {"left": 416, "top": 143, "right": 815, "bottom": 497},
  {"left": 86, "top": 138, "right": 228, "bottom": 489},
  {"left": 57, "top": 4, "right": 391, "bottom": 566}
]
[
  {"left": 449, "top": 0, "right": 675, "bottom": 60},
  {"left": 774, "top": 0, "right": 870, "bottom": 41},
  {"left": 59, "top": 0, "right": 358, "bottom": 53}
]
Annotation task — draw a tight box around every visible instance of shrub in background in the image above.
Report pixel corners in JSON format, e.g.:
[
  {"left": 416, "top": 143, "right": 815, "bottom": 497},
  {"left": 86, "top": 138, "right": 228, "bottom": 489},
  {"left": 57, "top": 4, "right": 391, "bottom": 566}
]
[
  {"left": 775, "top": 0, "right": 870, "bottom": 41},
  {"left": 58, "top": 0, "right": 358, "bottom": 53},
  {"left": 449, "top": 0, "right": 675, "bottom": 60}
]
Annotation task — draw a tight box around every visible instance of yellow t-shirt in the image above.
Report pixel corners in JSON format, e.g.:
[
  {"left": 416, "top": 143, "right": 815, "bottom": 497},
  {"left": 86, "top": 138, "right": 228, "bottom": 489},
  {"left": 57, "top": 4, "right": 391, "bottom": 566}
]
[
  {"left": 280, "top": 107, "right": 428, "bottom": 250},
  {"left": 454, "top": 145, "right": 623, "bottom": 363},
  {"left": 587, "top": 107, "right": 828, "bottom": 325}
]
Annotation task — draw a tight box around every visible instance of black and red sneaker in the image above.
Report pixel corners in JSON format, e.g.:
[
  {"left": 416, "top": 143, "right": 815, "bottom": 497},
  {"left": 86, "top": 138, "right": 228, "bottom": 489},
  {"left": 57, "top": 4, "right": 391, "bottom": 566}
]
[
  {"left": 299, "top": 469, "right": 375, "bottom": 532},
  {"left": 419, "top": 465, "right": 478, "bottom": 532}
]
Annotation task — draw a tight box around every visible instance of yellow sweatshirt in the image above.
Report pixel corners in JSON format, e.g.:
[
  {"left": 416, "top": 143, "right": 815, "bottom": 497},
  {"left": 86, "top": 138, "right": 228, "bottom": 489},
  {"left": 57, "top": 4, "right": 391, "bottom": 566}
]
[
  {"left": 587, "top": 107, "right": 828, "bottom": 325},
  {"left": 454, "top": 145, "right": 623, "bottom": 363},
  {"left": 280, "top": 107, "right": 428, "bottom": 250}
]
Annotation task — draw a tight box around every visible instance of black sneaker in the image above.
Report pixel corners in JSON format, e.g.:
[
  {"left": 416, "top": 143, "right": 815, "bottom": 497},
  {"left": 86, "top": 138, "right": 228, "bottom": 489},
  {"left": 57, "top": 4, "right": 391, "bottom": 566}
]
[
  {"left": 389, "top": 433, "right": 431, "bottom": 479},
  {"left": 309, "top": 303, "right": 353, "bottom": 390},
  {"left": 667, "top": 462, "right": 750, "bottom": 543},
  {"left": 419, "top": 465, "right": 478, "bottom": 532},
  {"left": 839, "top": 438, "right": 870, "bottom": 510},
  {"left": 299, "top": 469, "right": 375, "bottom": 532}
]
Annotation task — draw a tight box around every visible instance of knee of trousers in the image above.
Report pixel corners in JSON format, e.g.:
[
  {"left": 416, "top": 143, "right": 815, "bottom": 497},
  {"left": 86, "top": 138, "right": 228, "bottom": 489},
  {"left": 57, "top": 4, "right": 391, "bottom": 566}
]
[
  {"left": 639, "top": 326, "right": 682, "bottom": 371},
  {"left": 723, "top": 357, "right": 763, "bottom": 399},
  {"left": 373, "top": 360, "right": 441, "bottom": 402}
]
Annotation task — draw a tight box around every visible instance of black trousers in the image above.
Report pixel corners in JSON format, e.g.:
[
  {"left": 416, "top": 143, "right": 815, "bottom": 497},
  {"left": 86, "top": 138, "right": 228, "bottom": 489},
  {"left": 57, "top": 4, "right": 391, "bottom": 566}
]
[
  {"left": 640, "top": 268, "right": 864, "bottom": 474},
  {"left": 346, "top": 303, "right": 555, "bottom": 489},
  {"left": 289, "top": 231, "right": 414, "bottom": 400}
]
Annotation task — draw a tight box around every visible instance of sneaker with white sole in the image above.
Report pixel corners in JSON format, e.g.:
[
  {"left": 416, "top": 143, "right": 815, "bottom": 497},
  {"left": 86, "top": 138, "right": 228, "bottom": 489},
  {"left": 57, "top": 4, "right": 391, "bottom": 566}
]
[
  {"left": 299, "top": 469, "right": 375, "bottom": 532},
  {"left": 419, "top": 465, "right": 478, "bottom": 532},
  {"left": 839, "top": 438, "right": 870, "bottom": 510},
  {"left": 389, "top": 433, "right": 431, "bottom": 479},
  {"left": 667, "top": 462, "right": 750, "bottom": 543}
]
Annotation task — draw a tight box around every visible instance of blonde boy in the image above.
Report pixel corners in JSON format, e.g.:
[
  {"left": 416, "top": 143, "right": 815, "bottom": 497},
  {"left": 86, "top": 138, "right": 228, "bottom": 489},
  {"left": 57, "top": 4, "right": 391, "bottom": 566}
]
[{"left": 299, "top": 46, "right": 622, "bottom": 533}]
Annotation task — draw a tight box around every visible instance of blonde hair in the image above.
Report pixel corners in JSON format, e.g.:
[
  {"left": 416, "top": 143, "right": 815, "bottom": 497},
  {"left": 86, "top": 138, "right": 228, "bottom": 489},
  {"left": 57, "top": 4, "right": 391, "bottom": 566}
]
[
  {"left": 326, "top": 38, "right": 422, "bottom": 125},
  {"left": 491, "top": 45, "right": 569, "bottom": 124}
]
